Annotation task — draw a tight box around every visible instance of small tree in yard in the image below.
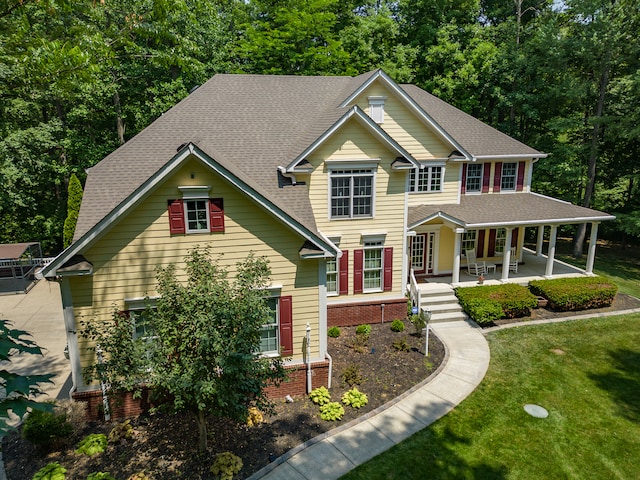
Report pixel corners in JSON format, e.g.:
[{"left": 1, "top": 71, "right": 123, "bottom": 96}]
[
  {"left": 84, "top": 248, "right": 288, "bottom": 452},
  {"left": 0, "top": 320, "right": 54, "bottom": 436}
]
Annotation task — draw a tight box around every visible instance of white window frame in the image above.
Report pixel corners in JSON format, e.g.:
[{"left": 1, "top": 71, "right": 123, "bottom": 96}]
[
  {"left": 495, "top": 228, "right": 507, "bottom": 255},
  {"left": 462, "top": 230, "right": 477, "bottom": 254},
  {"left": 329, "top": 169, "right": 375, "bottom": 220},
  {"left": 409, "top": 166, "right": 444, "bottom": 193},
  {"left": 184, "top": 198, "right": 210, "bottom": 233},
  {"left": 363, "top": 240, "right": 383, "bottom": 293},
  {"left": 260, "top": 289, "right": 281, "bottom": 356},
  {"left": 501, "top": 162, "right": 517, "bottom": 191},
  {"left": 326, "top": 258, "right": 338, "bottom": 296},
  {"left": 466, "top": 164, "right": 482, "bottom": 193},
  {"left": 179, "top": 186, "right": 212, "bottom": 233},
  {"left": 368, "top": 96, "right": 386, "bottom": 124}
]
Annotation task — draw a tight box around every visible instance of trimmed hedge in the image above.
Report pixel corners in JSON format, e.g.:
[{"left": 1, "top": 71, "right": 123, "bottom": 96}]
[
  {"left": 456, "top": 283, "right": 538, "bottom": 325},
  {"left": 529, "top": 276, "right": 618, "bottom": 311}
]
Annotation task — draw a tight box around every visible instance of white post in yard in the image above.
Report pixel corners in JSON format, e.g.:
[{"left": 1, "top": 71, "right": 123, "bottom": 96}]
[
  {"left": 306, "top": 323, "right": 312, "bottom": 394},
  {"left": 423, "top": 307, "right": 432, "bottom": 357}
]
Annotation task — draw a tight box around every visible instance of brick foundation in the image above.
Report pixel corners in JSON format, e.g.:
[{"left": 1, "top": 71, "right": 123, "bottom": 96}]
[
  {"left": 73, "top": 359, "right": 330, "bottom": 421},
  {"left": 327, "top": 297, "right": 407, "bottom": 327}
]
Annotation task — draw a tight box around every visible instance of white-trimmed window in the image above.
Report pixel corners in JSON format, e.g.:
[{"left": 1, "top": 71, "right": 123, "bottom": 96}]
[
  {"left": 363, "top": 241, "right": 383, "bottom": 292},
  {"left": 330, "top": 169, "right": 374, "bottom": 219},
  {"left": 495, "top": 228, "right": 507, "bottom": 254},
  {"left": 409, "top": 166, "right": 443, "bottom": 193},
  {"left": 260, "top": 296, "right": 279, "bottom": 355},
  {"left": 466, "top": 164, "right": 482, "bottom": 192},
  {"left": 501, "top": 163, "right": 517, "bottom": 191},
  {"left": 462, "top": 230, "right": 477, "bottom": 253},
  {"left": 185, "top": 199, "right": 209, "bottom": 232},
  {"left": 326, "top": 258, "right": 338, "bottom": 295},
  {"left": 168, "top": 186, "right": 225, "bottom": 235}
]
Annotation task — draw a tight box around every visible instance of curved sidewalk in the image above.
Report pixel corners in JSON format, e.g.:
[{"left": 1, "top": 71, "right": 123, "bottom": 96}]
[{"left": 249, "top": 320, "right": 490, "bottom": 480}]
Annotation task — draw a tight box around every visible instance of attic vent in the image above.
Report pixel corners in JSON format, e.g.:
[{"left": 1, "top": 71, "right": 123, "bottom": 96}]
[{"left": 368, "top": 96, "right": 387, "bottom": 124}]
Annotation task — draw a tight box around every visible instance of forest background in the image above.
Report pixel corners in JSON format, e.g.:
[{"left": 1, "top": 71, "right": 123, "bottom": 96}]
[{"left": 1, "top": 0, "right": 638, "bottom": 255}]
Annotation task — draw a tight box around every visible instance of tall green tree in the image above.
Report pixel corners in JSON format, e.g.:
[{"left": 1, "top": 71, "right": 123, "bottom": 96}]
[{"left": 63, "top": 173, "right": 83, "bottom": 248}]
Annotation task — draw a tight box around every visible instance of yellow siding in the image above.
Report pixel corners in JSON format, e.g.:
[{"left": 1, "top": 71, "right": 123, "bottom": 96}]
[
  {"left": 353, "top": 84, "right": 451, "bottom": 160},
  {"left": 73, "top": 158, "right": 320, "bottom": 373},
  {"left": 407, "top": 162, "right": 460, "bottom": 206}
]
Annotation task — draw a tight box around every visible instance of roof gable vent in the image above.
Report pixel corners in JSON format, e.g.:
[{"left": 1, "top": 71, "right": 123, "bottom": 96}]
[{"left": 368, "top": 96, "right": 387, "bottom": 124}]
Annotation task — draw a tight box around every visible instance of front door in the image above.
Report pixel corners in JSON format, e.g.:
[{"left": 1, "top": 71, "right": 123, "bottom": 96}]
[{"left": 411, "top": 233, "right": 435, "bottom": 275}]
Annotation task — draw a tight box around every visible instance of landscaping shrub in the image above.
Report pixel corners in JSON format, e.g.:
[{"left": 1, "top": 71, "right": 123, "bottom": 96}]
[
  {"left": 340, "top": 364, "right": 364, "bottom": 386},
  {"left": 75, "top": 433, "right": 108, "bottom": 456},
  {"left": 390, "top": 319, "right": 405, "bottom": 332},
  {"left": 22, "top": 406, "right": 73, "bottom": 447},
  {"left": 319, "top": 402, "right": 344, "bottom": 421},
  {"left": 351, "top": 332, "right": 369, "bottom": 353},
  {"left": 392, "top": 337, "right": 411, "bottom": 352},
  {"left": 87, "top": 473, "right": 116, "bottom": 480},
  {"left": 32, "top": 462, "right": 66, "bottom": 480},
  {"left": 529, "top": 276, "right": 618, "bottom": 311},
  {"left": 210, "top": 452, "right": 243, "bottom": 480},
  {"left": 456, "top": 283, "right": 538, "bottom": 320},
  {"left": 309, "top": 386, "right": 331, "bottom": 406},
  {"left": 108, "top": 420, "right": 134, "bottom": 443},
  {"left": 327, "top": 326, "right": 341, "bottom": 338},
  {"left": 246, "top": 407, "right": 263, "bottom": 427},
  {"left": 355, "top": 324, "right": 371, "bottom": 336},
  {"left": 461, "top": 299, "right": 504, "bottom": 325},
  {"left": 410, "top": 311, "right": 427, "bottom": 335},
  {"left": 342, "top": 388, "right": 368, "bottom": 409},
  {"left": 54, "top": 399, "right": 87, "bottom": 434}
]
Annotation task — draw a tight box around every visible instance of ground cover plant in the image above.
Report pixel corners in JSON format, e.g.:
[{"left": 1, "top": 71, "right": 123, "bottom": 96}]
[
  {"left": 343, "top": 314, "right": 640, "bottom": 480},
  {"left": 530, "top": 275, "right": 617, "bottom": 311}
]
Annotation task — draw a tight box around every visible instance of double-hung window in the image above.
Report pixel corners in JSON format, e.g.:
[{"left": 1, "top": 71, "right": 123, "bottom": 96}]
[
  {"left": 258, "top": 294, "right": 293, "bottom": 356},
  {"left": 260, "top": 297, "right": 279, "bottom": 355},
  {"left": 330, "top": 169, "right": 374, "bottom": 219},
  {"left": 409, "top": 166, "right": 443, "bottom": 193},
  {"left": 495, "top": 228, "right": 507, "bottom": 255},
  {"left": 462, "top": 230, "right": 477, "bottom": 253},
  {"left": 501, "top": 163, "right": 517, "bottom": 191},
  {"left": 326, "top": 258, "right": 338, "bottom": 295},
  {"left": 185, "top": 199, "right": 209, "bottom": 232},
  {"left": 363, "top": 241, "right": 383, "bottom": 292},
  {"left": 168, "top": 186, "right": 225, "bottom": 235},
  {"left": 465, "top": 164, "right": 482, "bottom": 193}
]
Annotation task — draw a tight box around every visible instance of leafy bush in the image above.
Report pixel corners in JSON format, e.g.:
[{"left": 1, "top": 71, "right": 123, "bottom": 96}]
[
  {"left": 461, "top": 299, "right": 505, "bottom": 325},
  {"left": 355, "top": 324, "right": 371, "bottom": 336},
  {"left": 351, "top": 332, "right": 369, "bottom": 353},
  {"left": 108, "top": 419, "right": 134, "bottom": 443},
  {"left": 22, "top": 407, "right": 73, "bottom": 447},
  {"left": 319, "top": 402, "right": 345, "bottom": 421},
  {"left": 529, "top": 276, "right": 618, "bottom": 311},
  {"left": 210, "top": 452, "right": 243, "bottom": 480},
  {"left": 87, "top": 473, "right": 116, "bottom": 480},
  {"left": 342, "top": 388, "right": 368, "bottom": 409},
  {"left": 246, "top": 407, "right": 263, "bottom": 427},
  {"left": 410, "top": 311, "right": 427, "bottom": 336},
  {"left": 309, "top": 386, "right": 331, "bottom": 406},
  {"left": 54, "top": 399, "right": 87, "bottom": 434},
  {"left": 327, "top": 326, "right": 341, "bottom": 338},
  {"left": 390, "top": 319, "right": 405, "bottom": 332},
  {"left": 456, "top": 283, "right": 537, "bottom": 320},
  {"left": 392, "top": 337, "right": 411, "bottom": 352},
  {"left": 340, "top": 364, "right": 364, "bottom": 386},
  {"left": 32, "top": 462, "right": 66, "bottom": 480},
  {"left": 75, "top": 433, "right": 108, "bottom": 456}
]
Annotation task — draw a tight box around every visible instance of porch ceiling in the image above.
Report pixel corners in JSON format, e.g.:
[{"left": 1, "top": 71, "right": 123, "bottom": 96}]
[{"left": 408, "top": 192, "right": 615, "bottom": 229}]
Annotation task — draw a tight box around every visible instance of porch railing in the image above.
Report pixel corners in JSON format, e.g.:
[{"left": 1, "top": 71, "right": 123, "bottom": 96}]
[{"left": 409, "top": 268, "right": 421, "bottom": 311}]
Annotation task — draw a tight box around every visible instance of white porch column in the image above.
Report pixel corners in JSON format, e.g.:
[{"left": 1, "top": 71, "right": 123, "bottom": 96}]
[
  {"left": 501, "top": 228, "right": 513, "bottom": 281},
  {"left": 452, "top": 228, "right": 463, "bottom": 285},
  {"left": 585, "top": 222, "right": 600, "bottom": 274},
  {"left": 60, "top": 277, "right": 84, "bottom": 392},
  {"left": 545, "top": 225, "right": 558, "bottom": 277},
  {"left": 536, "top": 225, "right": 545, "bottom": 256}
]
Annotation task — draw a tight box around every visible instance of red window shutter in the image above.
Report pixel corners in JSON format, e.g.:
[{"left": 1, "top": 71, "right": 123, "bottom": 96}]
[
  {"left": 493, "top": 162, "right": 502, "bottom": 192},
  {"left": 511, "top": 227, "right": 519, "bottom": 248},
  {"left": 482, "top": 163, "right": 491, "bottom": 193},
  {"left": 476, "top": 231, "right": 486, "bottom": 258},
  {"left": 167, "top": 199, "right": 185, "bottom": 234},
  {"left": 279, "top": 296, "right": 293, "bottom": 356},
  {"left": 383, "top": 247, "right": 393, "bottom": 291},
  {"left": 339, "top": 251, "right": 349, "bottom": 295},
  {"left": 488, "top": 229, "right": 497, "bottom": 257},
  {"left": 209, "top": 198, "right": 225, "bottom": 232},
  {"left": 354, "top": 249, "right": 363, "bottom": 294},
  {"left": 516, "top": 162, "right": 526, "bottom": 191},
  {"left": 461, "top": 163, "right": 467, "bottom": 194}
]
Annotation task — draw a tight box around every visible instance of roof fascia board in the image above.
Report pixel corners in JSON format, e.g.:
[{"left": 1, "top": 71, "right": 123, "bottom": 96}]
[
  {"left": 44, "top": 145, "right": 337, "bottom": 277},
  {"left": 466, "top": 215, "right": 616, "bottom": 228},
  {"left": 339, "top": 69, "right": 473, "bottom": 161},
  {"left": 286, "top": 106, "right": 419, "bottom": 171},
  {"left": 408, "top": 211, "right": 464, "bottom": 230},
  {"left": 471, "top": 154, "right": 548, "bottom": 161}
]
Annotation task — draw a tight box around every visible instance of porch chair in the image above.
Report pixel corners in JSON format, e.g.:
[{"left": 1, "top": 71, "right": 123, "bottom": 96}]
[
  {"left": 509, "top": 248, "right": 518, "bottom": 273},
  {"left": 465, "top": 249, "right": 486, "bottom": 276}
]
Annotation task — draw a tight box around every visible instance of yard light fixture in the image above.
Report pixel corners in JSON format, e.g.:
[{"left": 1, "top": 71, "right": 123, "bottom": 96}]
[{"left": 423, "top": 307, "right": 432, "bottom": 357}]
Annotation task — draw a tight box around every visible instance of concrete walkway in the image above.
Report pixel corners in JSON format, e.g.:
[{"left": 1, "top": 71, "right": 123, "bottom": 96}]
[{"left": 249, "top": 320, "right": 490, "bottom": 480}]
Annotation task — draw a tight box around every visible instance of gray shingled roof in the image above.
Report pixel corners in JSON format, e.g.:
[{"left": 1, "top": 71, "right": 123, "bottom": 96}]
[
  {"left": 408, "top": 193, "right": 615, "bottom": 228},
  {"left": 74, "top": 71, "right": 546, "bottom": 242}
]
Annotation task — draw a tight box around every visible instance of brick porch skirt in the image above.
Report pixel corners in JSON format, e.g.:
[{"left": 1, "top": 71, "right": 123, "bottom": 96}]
[
  {"left": 72, "top": 359, "right": 330, "bottom": 421},
  {"left": 327, "top": 297, "right": 407, "bottom": 327}
]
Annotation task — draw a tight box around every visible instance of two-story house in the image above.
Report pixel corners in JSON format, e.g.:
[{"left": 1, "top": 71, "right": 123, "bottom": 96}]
[{"left": 42, "top": 70, "right": 613, "bottom": 410}]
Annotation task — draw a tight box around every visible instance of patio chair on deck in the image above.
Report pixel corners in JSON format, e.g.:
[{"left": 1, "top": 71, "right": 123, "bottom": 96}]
[
  {"left": 509, "top": 248, "right": 518, "bottom": 273},
  {"left": 465, "top": 249, "right": 486, "bottom": 276}
]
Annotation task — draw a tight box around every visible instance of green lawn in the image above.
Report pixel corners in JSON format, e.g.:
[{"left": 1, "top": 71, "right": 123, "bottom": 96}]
[{"left": 342, "top": 314, "right": 640, "bottom": 479}]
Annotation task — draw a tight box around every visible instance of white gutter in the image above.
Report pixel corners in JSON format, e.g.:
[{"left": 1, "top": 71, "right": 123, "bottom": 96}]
[{"left": 277, "top": 166, "right": 297, "bottom": 185}]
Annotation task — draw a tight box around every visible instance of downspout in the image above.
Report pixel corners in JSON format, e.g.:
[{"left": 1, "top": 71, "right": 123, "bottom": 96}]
[
  {"left": 306, "top": 323, "right": 312, "bottom": 393},
  {"left": 277, "top": 166, "right": 297, "bottom": 185},
  {"left": 325, "top": 352, "right": 333, "bottom": 389}
]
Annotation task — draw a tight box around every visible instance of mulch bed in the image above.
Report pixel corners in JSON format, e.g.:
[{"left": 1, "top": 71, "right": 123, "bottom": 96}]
[{"left": 3, "top": 319, "right": 445, "bottom": 480}]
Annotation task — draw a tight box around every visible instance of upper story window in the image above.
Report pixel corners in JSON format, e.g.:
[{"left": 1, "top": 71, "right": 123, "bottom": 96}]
[
  {"left": 168, "top": 186, "right": 224, "bottom": 235},
  {"left": 185, "top": 199, "right": 209, "bottom": 232},
  {"left": 409, "top": 166, "right": 443, "bottom": 193},
  {"left": 465, "top": 164, "right": 482, "bottom": 193},
  {"left": 501, "top": 163, "right": 517, "bottom": 191},
  {"left": 330, "top": 169, "right": 374, "bottom": 219},
  {"left": 368, "top": 96, "right": 386, "bottom": 124}
]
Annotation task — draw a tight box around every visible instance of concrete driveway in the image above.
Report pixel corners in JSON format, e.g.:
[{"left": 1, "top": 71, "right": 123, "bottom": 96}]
[{"left": 0, "top": 280, "right": 71, "bottom": 403}]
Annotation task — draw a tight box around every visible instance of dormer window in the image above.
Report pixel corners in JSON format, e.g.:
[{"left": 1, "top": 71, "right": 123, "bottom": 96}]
[
  {"left": 167, "top": 186, "right": 225, "bottom": 235},
  {"left": 368, "top": 96, "right": 387, "bottom": 124}
]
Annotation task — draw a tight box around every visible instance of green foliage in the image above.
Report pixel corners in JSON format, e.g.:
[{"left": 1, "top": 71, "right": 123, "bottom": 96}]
[
  {"left": 340, "top": 364, "right": 363, "bottom": 387},
  {"left": 319, "top": 401, "right": 345, "bottom": 421},
  {"left": 75, "top": 433, "right": 108, "bottom": 456},
  {"left": 210, "top": 451, "right": 243, "bottom": 480},
  {"left": 32, "top": 462, "right": 67, "bottom": 480},
  {"left": 63, "top": 173, "right": 83, "bottom": 248},
  {"left": 246, "top": 407, "right": 263, "bottom": 427},
  {"left": 410, "top": 311, "right": 427, "bottom": 336},
  {"left": 355, "top": 324, "right": 372, "bottom": 336},
  {"left": 0, "top": 320, "right": 53, "bottom": 436},
  {"left": 87, "top": 473, "right": 116, "bottom": 480},
  {"left": 327, "top": 326, "right": 341, "bottom": 338},
  {"left": 341, "top": 388, "right": 368, "bottom": 409},
  {"left": 456, "top": 284, "right": 538, "bottom": 320},
  {"left": 390, "top": 319, "right": 405, "bottom": 332},
  {"left": 309, "top": 386, "right": 331, "bottom": 406},
  {"left": 392, "top": 337, "right": 411, "bottom": 352},
  {"left": 22, "top": 407, "right": 73, "bottom": 447},
  {"left": 529, "top": 276, "right": 618, "bottom": 311},
  {"left": 461, "top": 299, "right": 505, "bottom": 325},
  {"left": 108, "top": 419, "right": 134, "bottom": 443}
]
